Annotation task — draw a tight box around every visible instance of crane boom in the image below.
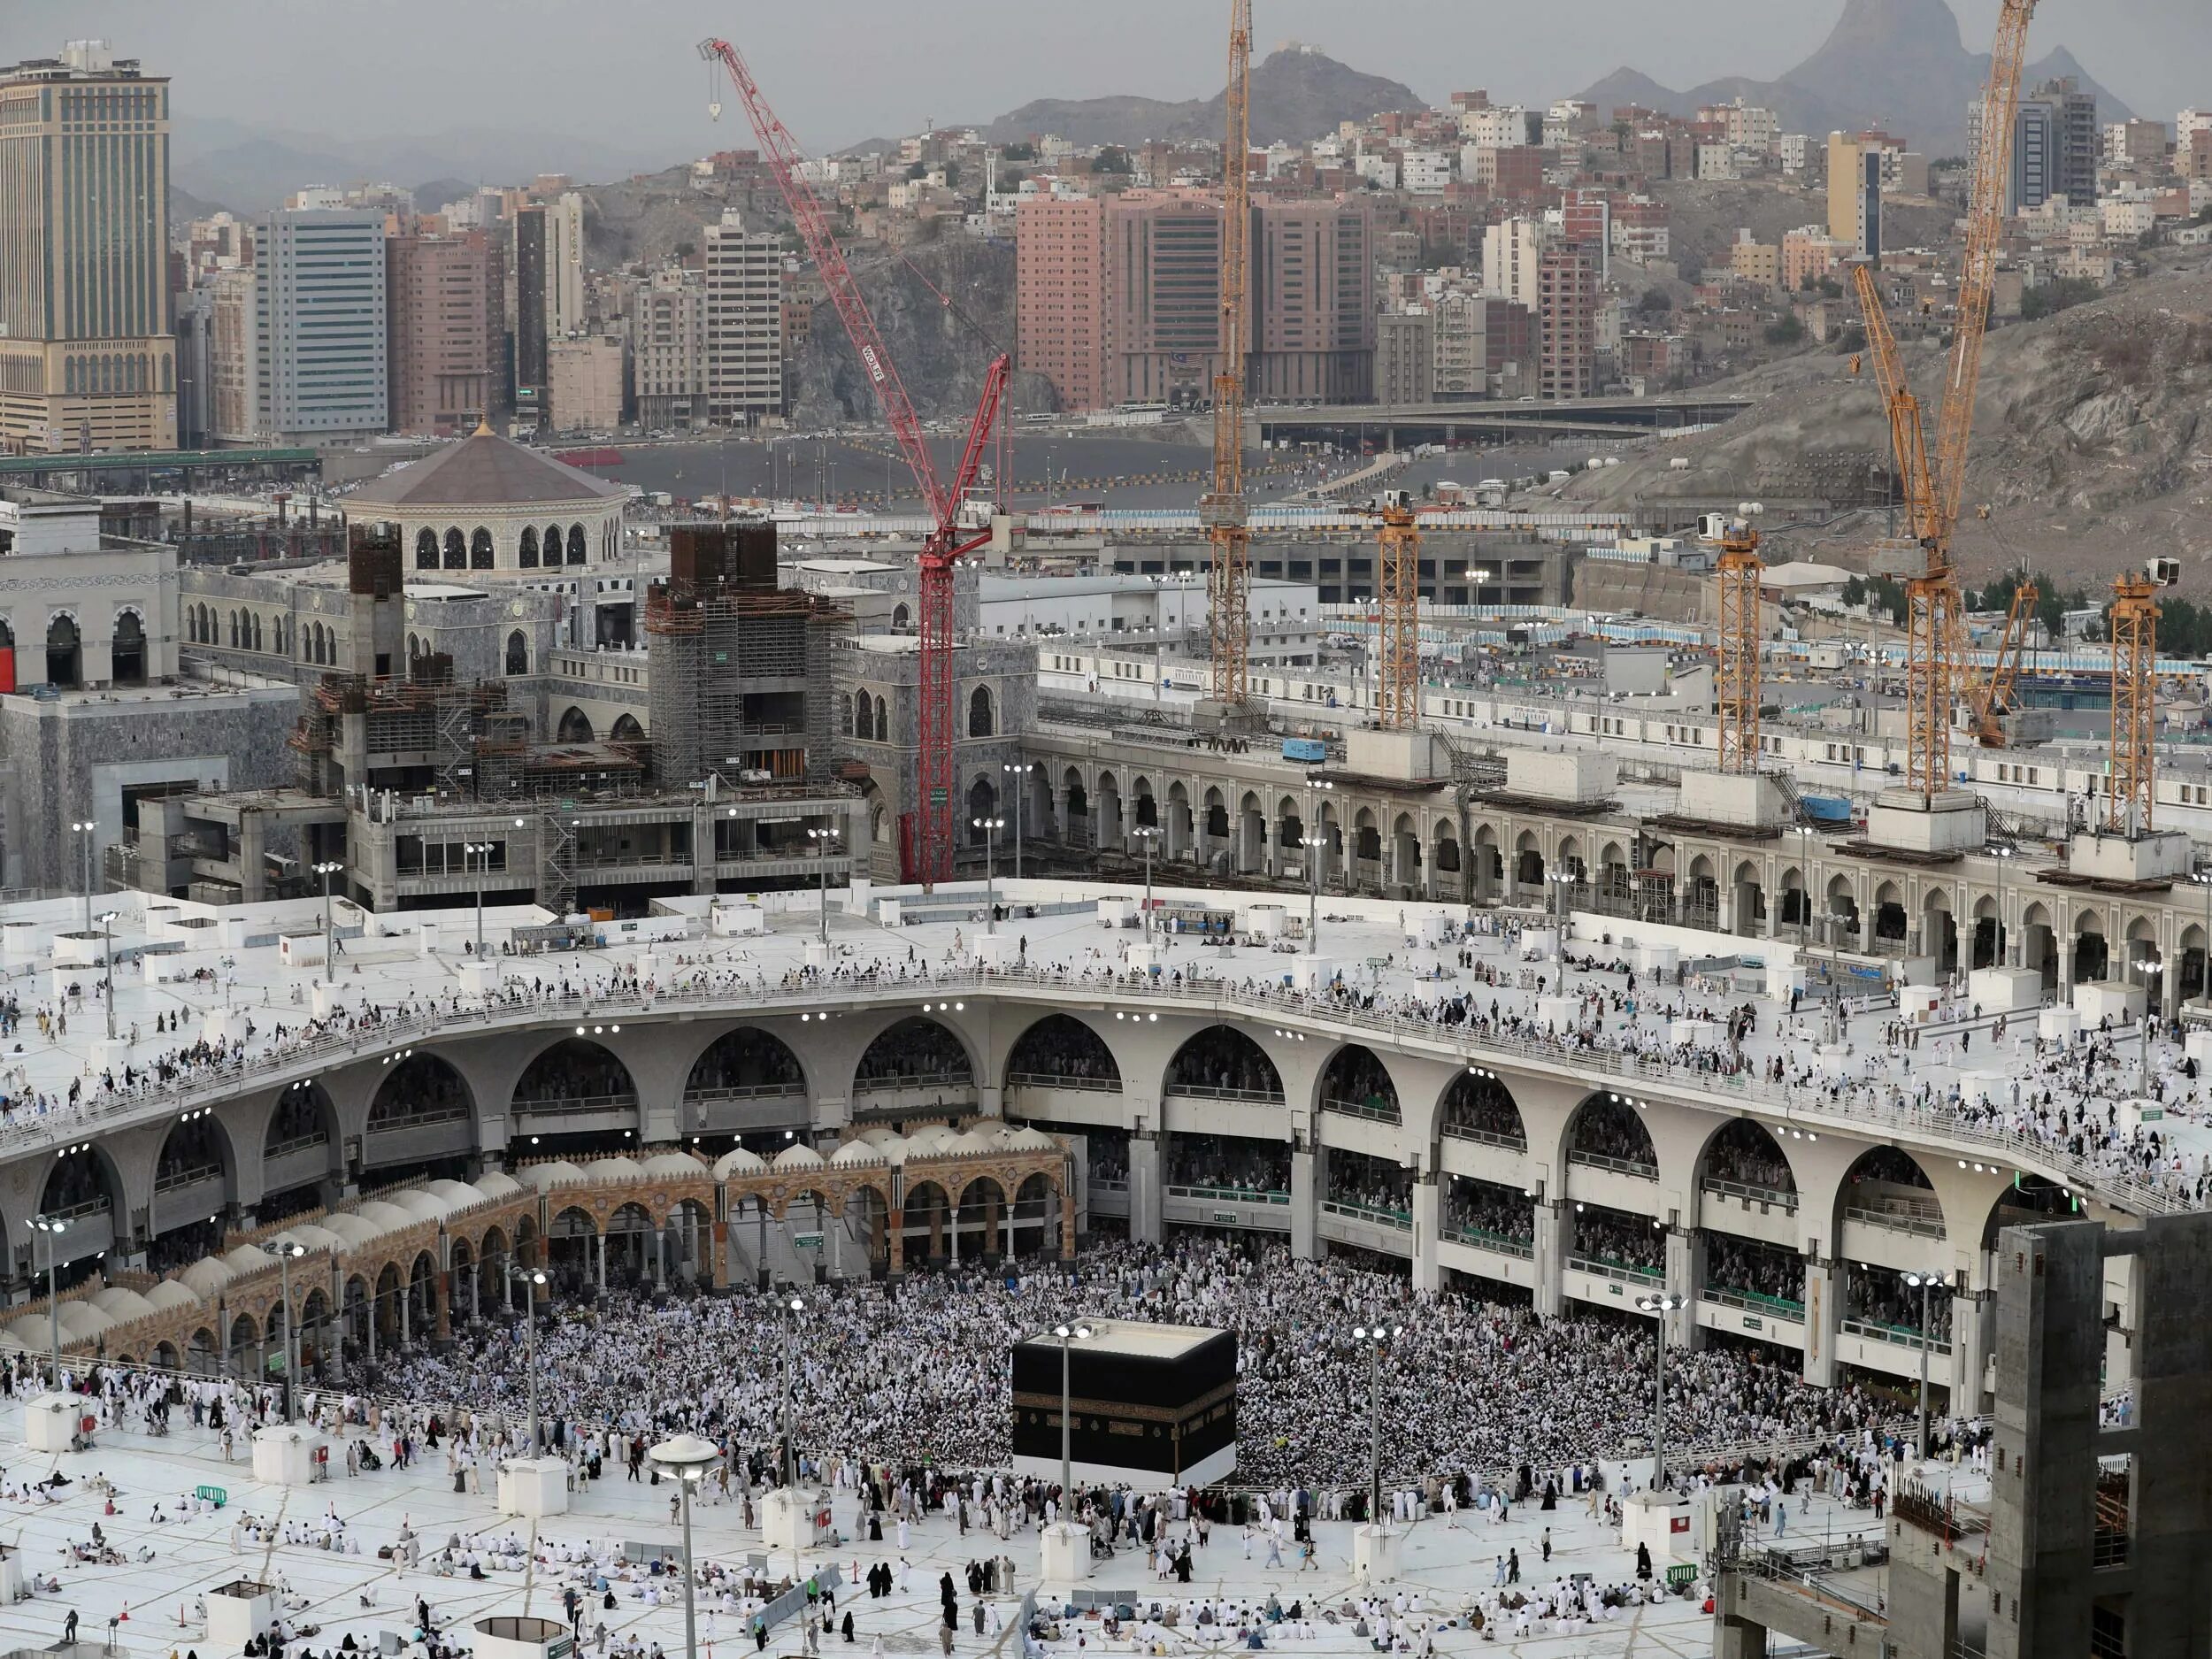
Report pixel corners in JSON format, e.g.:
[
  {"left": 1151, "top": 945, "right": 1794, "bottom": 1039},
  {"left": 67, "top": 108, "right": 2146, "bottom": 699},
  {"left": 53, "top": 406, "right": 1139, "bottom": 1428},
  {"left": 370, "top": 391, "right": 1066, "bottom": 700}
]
[
  {"left": 699, "top": 36, "right": 1009, "bottom": 884},
  {"left": 1934, "top": 0, "right": 2038, "bottom": 539},
  {"left": 1203, "top": 0, "right": 1254, "bottom": 708}
]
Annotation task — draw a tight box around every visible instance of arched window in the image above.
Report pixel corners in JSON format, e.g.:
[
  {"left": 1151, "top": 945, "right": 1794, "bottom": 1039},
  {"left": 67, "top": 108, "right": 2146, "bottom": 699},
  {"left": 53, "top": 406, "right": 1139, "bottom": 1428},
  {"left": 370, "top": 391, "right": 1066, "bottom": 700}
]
[
  {"left": 415, "top": 528, "right": 439, "bottom": 570},
  {"left": 45, "top": 614, "right": 81, "bottom": 687},
  {"left": 443, "top": 528, "right": 466, "bottom": 570},
  {"left": 250, "top": 613, "right": 264, "bottom": 653},
  {"left": 566, "top": 524, "right": 587, "bottom": 565},
  {"left": 892, "top": 603, "right": 911, "bottom": 632},
  {"left": 839, "top": 692, "right": 854, "bottom": 735},
  {"left": 505, "top": 630, "right": 528, "bottom": 675},
  {"left": 968, "top": 686, "right": 995, "bottom": 738},
  {"left": 557, "top": 707, "right": 595, "bottom": 742},
  {"left": 875, "top": 694, "right": 888, "bottom": 738},
  {"left": 855, "top": 692, "right": 875, "bottom": 741},
  {"left": 518, "top": 527, "right": 539, "bottom": 568},
  {"left": 470, "top": 527, "right": 494, "bottom": 569},
  {"left": 544, "top": 526, "right": 562, "bottom": 568}
]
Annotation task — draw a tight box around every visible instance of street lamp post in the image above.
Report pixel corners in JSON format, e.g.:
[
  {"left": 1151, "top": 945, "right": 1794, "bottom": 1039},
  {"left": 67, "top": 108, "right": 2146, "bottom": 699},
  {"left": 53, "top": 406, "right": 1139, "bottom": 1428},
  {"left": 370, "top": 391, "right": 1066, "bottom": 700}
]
[
  {"left": 1133, "top": 826, "right": 1160, "bottom": 942},
  {"left": 808, "top": 827, "right": 840, "bottom": 942},
  {"left": 649, "top": 1435, "right": 722, "bottom": 1659},
  {"left": 1991, "top": 845, "right": 2016, "bottom": 969},
  {"left": 70, "top": 819, "right": 96, "bottom": 933},
  {"left": 98, "top": 909, "right": 118, "bottom": 1041},
  {"left": 1051, "top": 1322, "right": 1094, "bottom": 1507},
  {"left": 2193, "top": 869, "right": 2212, "bottom": 1009},
  {"left": 1004, "top": 763, "right": 1033, "bottom": 879},
  {"left": 780, "top": 1294, "right": 804, "bottom": 1488},
  {"left": 1793, "top": 825, "right": 1816, "bottom": 949},
  {"left": 1902, "top": 1271, "right": 1935, "bottom": 1457},
  {"left": 1351, "top": 1324, "right": 1402, "bottom": 1527},
  {"left": 1305, "top": 774, "right": 1334, "bottom": 951},
  {"left": 972, "top": 818, "right": 1005, "bottom": 933},
  {"left": 263, "top": 1240, "right": 306, "bottom": 1423},
  {"left": 312, "top": 861, "right": 343, "bottom": 983},
  {"left": 1634, "top": 1294, "right": 1685, "bottom": 1491},
  {"left": 31, "top": 1214, "right": 67, "bottom": 1391},
  {"left": 510, "top": 1265, "right": 549, "bottom": 1454},
  {"left": 464, "top": 842, "right": 494, "bottom": 958}
]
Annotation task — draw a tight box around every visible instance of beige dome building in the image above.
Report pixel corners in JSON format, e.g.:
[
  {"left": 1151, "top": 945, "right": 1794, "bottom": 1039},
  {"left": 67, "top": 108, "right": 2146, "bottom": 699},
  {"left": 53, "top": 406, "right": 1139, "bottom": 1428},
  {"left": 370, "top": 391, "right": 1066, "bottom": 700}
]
[{"left": 349, "top": 426, "right": 626, "bottom": 582}]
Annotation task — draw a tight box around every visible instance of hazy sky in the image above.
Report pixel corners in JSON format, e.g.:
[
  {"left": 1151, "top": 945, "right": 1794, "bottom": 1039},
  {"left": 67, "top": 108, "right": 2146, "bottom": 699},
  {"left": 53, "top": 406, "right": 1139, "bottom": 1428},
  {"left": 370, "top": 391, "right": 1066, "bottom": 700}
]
[{"left": 3, "top": 0, "right": 2198, "bottom": 162}]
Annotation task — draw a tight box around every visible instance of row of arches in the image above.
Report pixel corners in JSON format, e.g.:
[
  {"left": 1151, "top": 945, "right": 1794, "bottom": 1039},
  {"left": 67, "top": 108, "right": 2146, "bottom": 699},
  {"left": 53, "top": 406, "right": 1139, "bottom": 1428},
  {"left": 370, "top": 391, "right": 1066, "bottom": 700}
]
[
  {"left": 5, "top": 611, "right": 146, "bottom": 688},
  {"left": 412, "top": 524, "right": 589, "bottom": 572},
  {"left": 64, "top": 350, "right": 169, "bottom": 396}
]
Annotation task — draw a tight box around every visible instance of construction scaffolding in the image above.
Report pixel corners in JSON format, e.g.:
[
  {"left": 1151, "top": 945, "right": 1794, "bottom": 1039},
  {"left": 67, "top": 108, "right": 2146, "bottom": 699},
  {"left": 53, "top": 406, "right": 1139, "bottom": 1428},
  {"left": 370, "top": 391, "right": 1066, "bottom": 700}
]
[{"left": 644, "top": 521, "right": 847, "bottom": 792}]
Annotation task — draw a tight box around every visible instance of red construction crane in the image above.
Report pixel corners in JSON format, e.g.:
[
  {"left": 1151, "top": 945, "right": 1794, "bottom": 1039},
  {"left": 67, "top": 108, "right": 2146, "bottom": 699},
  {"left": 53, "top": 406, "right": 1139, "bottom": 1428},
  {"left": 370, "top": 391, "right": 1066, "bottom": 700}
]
[{"left": 699, "top": 37, "right": 1010, "bottom": 886}]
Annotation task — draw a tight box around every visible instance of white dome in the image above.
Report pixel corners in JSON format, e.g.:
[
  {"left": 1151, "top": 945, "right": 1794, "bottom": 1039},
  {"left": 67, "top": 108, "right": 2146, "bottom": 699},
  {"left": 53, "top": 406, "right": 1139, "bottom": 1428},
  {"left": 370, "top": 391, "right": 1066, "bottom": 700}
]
[
  {"left": 88, "top": 1287, "right": 157, "bottom": 1322},
  {"left": 57, "top": 1303, "right": 111, "bottom": 1340},
  {"left": 425, "top": 1179, "right": 485, "bottom": 1209},
  {"left": 179, "top": 1258, "right": 237, "bottom": 1297},
  {"left": 144, "top": 1280, "right": 203, "bottom": 1312},
  {"left": 829, "top": 1140, "right": 886, "bottom": 1168},
  {"left": 279, "top": 1224, "right": 347, "bottom": 1255},
  {"left": 1008, "top": 1126, "right": 1058, "bottom": 1152},
  {"left": 5, "top": 1316, "right": 52, "bottom": 1348},
  {"left": 320, "top": 1215, "right": 384, "bottom": 1248},
  {"left": 640, "top": 1152, "right": 706, "bottom": 1179},
  {"left": 223, "top": 1245, "right": 275, "bottom": 1275},
  {"left": 385, "top": 1190, "right": 451, "bottom": 1221},
  {"left": 583, "top": 1156, "right": 641, "bottom": 1182},
  {"left": 713, "top": 1147, "right": 768, "bottom": 1179},
  {"left": 352, "top": 1202, "right": 417, "bottom": 1234},
  {"left": 772, "top": 1142, "right": 826, "bottom": 1171},
  {"left": 472, "top": 1171, "right": 524, "bottom": 1199},
  {"left": 902, "top": 1125, "right": 953, "bottom": 1157},
  {"left": 523, "top": 1160, "right": 587, "bottom": 1192}
]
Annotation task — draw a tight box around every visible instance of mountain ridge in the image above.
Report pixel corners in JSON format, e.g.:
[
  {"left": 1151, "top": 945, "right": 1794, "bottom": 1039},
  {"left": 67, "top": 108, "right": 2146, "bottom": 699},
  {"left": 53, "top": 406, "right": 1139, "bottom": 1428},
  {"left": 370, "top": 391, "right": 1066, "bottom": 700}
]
[
  {"left": 984, "top": 47, "right": 1420, "bottom": 150},
  {"left": 1576, "top": 0, "right": 2133, "bottom": 157}
]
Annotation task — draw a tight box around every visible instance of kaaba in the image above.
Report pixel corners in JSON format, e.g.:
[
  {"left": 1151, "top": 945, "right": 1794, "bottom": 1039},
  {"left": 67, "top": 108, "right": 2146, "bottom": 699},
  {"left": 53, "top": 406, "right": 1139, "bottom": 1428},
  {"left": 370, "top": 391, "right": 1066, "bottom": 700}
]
[{"left": 1010, "top": 1320, "right": 1237, "bottom": 1488}]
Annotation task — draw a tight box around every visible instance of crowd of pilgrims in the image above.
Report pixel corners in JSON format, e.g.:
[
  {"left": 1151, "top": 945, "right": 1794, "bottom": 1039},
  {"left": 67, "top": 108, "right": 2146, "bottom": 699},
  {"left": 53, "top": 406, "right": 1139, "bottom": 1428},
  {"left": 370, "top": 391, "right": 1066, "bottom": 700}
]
[
  {"left": 1440, "top": 1180, "right": 1534, "bottom": 1245},
  {"left": 1164, "top": 1136, "right": 1291, "bottom": 1195},
  {"left": 371, "top": 1239, "right": 1905, "bottom": 1494},
  {"left": 0, "top": 924, "right": 2205, "bottom": 1210}
]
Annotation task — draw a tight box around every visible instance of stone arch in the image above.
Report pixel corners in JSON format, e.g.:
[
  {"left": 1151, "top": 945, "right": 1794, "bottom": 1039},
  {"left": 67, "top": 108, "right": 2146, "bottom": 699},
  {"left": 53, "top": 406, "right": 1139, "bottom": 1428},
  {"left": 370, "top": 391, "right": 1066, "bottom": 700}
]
[
  {"left": 1564, "top": 1091, "right": 1657, "bottom": 1173},
  {"left": 443, "top": 527, "right": 466, "bottom": 570},
  {"left": 1438, "top": 1067, "right": 1527, "bottom": 1148},
  {"left": 892, "top": 602, "right": 911, "bottom": 632},
  {"left": 566, "top": 524, "right": 587, "bottom": 565},
  {"left": 505, "top": 630, "right": 529, "bottom": 675},
  {"left": 367, "top": 1052, "right": 474, "bottom": 1132},
  {"left": 1696, "top": 1118, "right": 1798, "bottom": 1201},
  {"left": 1834, "top": 1145, "right": 1945, "bottom": 1237},
  {"left": 684, "top": 1026, "right": 808, "bottom": 1102},
  {"left": 44, "top": 611, "right": 81, "bottom": 687},
  {"left": 1064, "top": 767, "right": 1090, "bottom": 827},
  {"left": 1164, "top": 1025, "right": 1284, "bottom": 1102},
  {"left": 557, "top": 706, "right": 595, "bottom": 742},
  {"left": 111, "top": 608, "right": 147, "bottom": 685},
  {"left": 511, "top": 1037, "right": 639, "bottom": 1114},
  {"left": 853, "top": 1016, "right": 975, "bottom": 1092},
  {"left": 968, "top": 685, "right": 995, "bottom": 738},
  {"left": 1004, "top": 1013, "right": 1122, "bottom": 1090},
  {"left": 265, "top": 1079, "right": 336, "bottom": 1160},
  {"left": 967, "top": 776, "right": 999, "bottom": 846},
  {"left": 153, "top": 1110, "right": 234, "bottom": 1203},
  {"left": 39, "top": 1142, "right": 123, "bottom": 1225},
  {"left": 415, "top": 528, "right": 439, "bottom": 570},
  {"left": 1317, "top": 1042, "right": 1400, "bottom": 1122},
  {"left": 854, "top": 690, "right": 876, "bottom": 741},
  {"left": 610, "top": 713, "right": 643, "bottom": 746},
  {"left": 518, "top": 526, "right": 540, "bottom": 568}
]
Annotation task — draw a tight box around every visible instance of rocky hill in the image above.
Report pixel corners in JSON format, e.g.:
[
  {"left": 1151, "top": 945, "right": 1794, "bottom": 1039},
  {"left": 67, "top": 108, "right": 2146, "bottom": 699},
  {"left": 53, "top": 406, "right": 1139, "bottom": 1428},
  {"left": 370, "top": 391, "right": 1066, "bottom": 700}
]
[
  {"left": 985, "top": 47, "right": 1420, "bottom": 150},
  {"left": 1578, "top": 0, "right": 2133, "bottom": 157},
  {"left": 1565, "top": 257, "right": 2212, "bottom": 591}
]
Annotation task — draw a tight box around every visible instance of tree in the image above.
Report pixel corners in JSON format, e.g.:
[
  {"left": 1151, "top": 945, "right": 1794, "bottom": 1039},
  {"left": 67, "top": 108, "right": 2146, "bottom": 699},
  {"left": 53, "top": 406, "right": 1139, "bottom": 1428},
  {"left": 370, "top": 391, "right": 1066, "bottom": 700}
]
[
  {"left": 1840, "top": 575, "right": 1867, "bottom": 608},
  {"left": 672, "top": 241, "right": 696, "bottom": 261},
  {"left": 1638, "top": 286, "right": 1672, "bottom": 316},
  {"left": 1763, "top": 314, "right": 1806, "bottom": 347},
  {"left": 1095, "top": 145, "right": 1133, "bottom": 175},
  {"left": 1002, "top": 142, "right": 1036, "bottom": 162},
  {"left": 905, "top": 160, "right": 928, "bottom": 181},
  {"left": 2021, "top": 276, "right": 2099, "bottom": 321},
  {"left": 1817, "top": 275, "right": 1844, "bottom": 299},
  {"left": 942, "top": 160, "right": 961, "bottom": 188}
]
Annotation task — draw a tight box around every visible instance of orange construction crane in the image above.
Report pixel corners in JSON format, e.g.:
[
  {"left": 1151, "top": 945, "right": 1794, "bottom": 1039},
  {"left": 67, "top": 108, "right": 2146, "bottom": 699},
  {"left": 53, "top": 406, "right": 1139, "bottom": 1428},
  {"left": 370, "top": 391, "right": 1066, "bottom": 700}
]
[
  {"left": 1715, "top": 518, "right": 1765, "bottom": 774},
  {"left": 1203, "top": 0, "right": 1254, "bottom": 708},
  {"left": 1851, "top": 0, "right": 2038, "bottom": 797},
  {"left": 2108, "top": 574, "right": 2160, "bottom": 833},
  {"left": 1375, "top": 496, "right": 1422, "bottom": 729}
]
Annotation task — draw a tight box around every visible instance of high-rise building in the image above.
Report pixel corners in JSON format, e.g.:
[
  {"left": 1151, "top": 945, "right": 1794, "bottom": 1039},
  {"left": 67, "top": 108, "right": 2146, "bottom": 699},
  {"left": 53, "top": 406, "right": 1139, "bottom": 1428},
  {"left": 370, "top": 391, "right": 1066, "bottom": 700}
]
[
  {"left": 1247, "top": 198, "right": 1373, "bottom": 403},
  {"left": 1481, "top": 217, "right": 1548, "bottom": 306},
  {"left": 207, "top": 266, "right": 258, "bottom": 444},
  {"left": 1101, "top": 188, "right": 1225, "bottom": 407},
  {"left": 1016, "top": 196, "right": 1107, "bottom": 413},
  {"left": 1537, "top": 242, "right": 1597, "bottom": 401},
  {"left": 547, "top": 334, "right": 625, "bottom": 433},
  {"left": 0, "top": 41, "right": 177, "bottom": 452},
  {"left": 703, "top": 211, "right": 783, "bottom": 424},
  {"left": 1560, "top": 191, "right": 1611, "bottom": 280},
  {"left": 627, "top": 266, "right": 709, "bottom": 431},
  {"left": 1375, "top": 309, "right": 1433, "bottom": 405},
  {"left": 512, "top": 205, "right": 549, "bottom": 432},
  {"left": 387, "top": 228, "right": 498, "bottom": 436},
  {"left": 1977, "top": 79, "right": 2101, "bottom": 213},
  {"left": 545, "top": 191, "right": 587, "bottom": 340},
  {"left": 252, "top": 209, "right": 388, "bottom": 444},
  {"left": 1826, "top": 133, "right": 1886, "bottom": 258}
]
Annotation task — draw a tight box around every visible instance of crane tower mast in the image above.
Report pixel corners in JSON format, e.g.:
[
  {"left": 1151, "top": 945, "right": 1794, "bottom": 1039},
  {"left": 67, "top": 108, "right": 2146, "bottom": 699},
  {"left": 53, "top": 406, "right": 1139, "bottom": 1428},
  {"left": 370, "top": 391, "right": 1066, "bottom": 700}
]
[{"left": 1203, "top": 0, "right": 1254, "bottom": 709}]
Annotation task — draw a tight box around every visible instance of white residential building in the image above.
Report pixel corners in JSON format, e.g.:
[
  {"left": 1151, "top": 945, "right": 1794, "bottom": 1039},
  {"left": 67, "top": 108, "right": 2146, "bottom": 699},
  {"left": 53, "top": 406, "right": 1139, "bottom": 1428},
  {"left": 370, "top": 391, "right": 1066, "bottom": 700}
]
[
  {"left": 1481, "top": 216, "right": 1548, "bottom": 306},
  {"left": 1400, "top": 150, "right": 1451, "bottom": 194},
  {"left": 251, "top": 208, "right": 388, "bottom": 443},
  {"left": 545, "top": 191, "right": 587, "bottom": 339},
  {"left": 703, "top": 212, "right": 783, "bottom": 425},
  {"left": 628, "top": 267, "right": 709, "bottom": 430}
]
